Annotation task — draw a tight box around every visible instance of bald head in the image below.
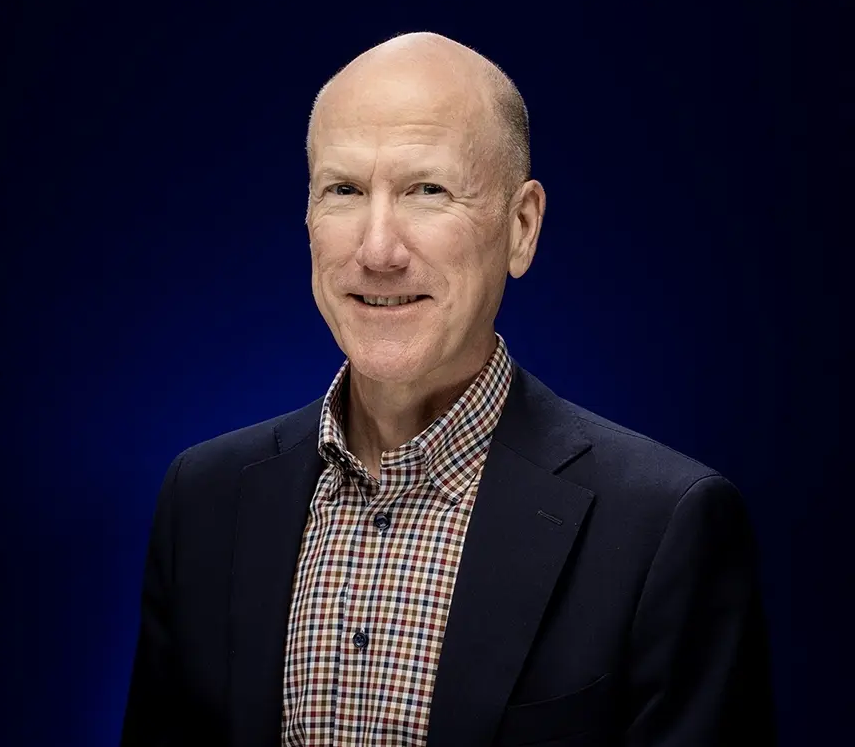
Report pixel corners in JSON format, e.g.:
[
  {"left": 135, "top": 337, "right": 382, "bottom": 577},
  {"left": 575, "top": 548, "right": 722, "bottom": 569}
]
[{"left": 306, "top": 32, "right": 531, "bottom": 195}]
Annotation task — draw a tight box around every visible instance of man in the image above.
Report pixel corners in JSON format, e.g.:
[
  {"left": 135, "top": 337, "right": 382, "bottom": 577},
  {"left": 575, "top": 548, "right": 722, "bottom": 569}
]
[{"left": 122, "top": 32, "right": 775, "bottom": 747}]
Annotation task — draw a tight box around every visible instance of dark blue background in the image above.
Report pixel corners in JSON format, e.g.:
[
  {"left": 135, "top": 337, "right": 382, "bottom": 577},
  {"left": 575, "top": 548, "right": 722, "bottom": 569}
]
[{"left": 1, "top": 1, "right": 848, "bottom": 745}]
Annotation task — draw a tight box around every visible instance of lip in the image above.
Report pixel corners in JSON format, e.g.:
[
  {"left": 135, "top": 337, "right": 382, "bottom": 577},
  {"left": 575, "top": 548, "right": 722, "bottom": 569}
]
[
  {"left": 347, "top": 294, "right": 431, "bottom": 314},
  {"left": 349, "top": 293, "right": 430, "bottom": 300}
]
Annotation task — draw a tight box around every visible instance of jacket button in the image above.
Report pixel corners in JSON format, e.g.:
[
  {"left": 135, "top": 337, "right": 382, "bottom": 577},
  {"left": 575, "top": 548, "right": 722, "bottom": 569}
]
[
  {"left": 352, "top": 630, "right": 369, "bottom": 649},
  {"left": 373, "top": 512, "right": 391, "bottom": 531}
]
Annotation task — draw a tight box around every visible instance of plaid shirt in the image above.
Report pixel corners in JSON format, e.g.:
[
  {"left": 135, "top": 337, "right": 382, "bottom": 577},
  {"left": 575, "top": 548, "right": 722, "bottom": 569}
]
[{"left": 281, "top": 334, "right": 513, "bottom": 746}]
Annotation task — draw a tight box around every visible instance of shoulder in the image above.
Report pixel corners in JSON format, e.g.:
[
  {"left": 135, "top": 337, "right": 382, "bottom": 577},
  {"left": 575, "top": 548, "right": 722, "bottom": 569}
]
[
  {"left": 529, "top": 372, "right": 753, "bottom": 562},
  {"left": 166, "top": 395, "right": 324, "bottom": 486},
  {"left": 572, "top": 398, "right": 717, "bottom": 484},
  {"left": 574, "top": 399, "right": 739, "bottom": 508},
  {"left": 510, "top": 366, "right": 737, "bottom": 519}
]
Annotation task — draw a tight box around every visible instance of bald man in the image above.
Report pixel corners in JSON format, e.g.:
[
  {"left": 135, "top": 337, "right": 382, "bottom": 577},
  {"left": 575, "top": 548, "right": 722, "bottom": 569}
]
[{"left": 122, "top": 33, "right": 775, "bottom": 747}]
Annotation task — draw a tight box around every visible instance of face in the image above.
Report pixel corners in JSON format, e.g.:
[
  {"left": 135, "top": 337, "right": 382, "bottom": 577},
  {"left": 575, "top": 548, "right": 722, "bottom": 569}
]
[{"left": 307, "top": 67, "right": 536, "bottom": 386}]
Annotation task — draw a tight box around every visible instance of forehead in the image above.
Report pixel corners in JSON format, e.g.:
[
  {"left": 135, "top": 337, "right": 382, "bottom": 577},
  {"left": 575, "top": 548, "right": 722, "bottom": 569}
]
[
  {"left": 314, "top": 125, "right": 464, "bottom": 172},
  {"left": 311, "top": 71, "right": 493, "bottom": 169}
]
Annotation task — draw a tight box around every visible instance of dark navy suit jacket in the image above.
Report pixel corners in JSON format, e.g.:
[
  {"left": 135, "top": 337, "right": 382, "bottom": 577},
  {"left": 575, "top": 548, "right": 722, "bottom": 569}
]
[{"left": 122, "top": 362, "right": 776, "bottom": 746}]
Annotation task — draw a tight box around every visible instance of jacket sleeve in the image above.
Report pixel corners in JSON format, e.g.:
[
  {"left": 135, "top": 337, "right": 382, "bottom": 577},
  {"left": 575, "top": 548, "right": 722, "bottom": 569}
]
[
  {"left": 624, "top": 474, "right": 776, "bottom": 746},
  {"left": 121, "top": 452, "right": 186, "bottom": 747}
]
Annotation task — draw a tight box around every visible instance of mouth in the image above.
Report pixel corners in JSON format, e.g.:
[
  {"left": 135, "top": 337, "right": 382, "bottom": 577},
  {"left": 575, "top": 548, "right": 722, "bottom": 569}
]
[{"left": 349, "top": 294, "right": 431, "bottom": 308}]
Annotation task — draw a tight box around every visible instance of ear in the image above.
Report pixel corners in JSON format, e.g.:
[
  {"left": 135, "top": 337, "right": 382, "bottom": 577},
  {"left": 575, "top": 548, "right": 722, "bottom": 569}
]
[{"left": 508, "top": 180, "right": 546, "bottom": 279}]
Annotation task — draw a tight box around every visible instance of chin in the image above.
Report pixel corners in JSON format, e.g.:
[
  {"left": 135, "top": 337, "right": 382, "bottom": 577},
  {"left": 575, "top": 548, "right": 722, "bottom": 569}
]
[{"left": 344, "top": 336, "right": 440, "bottom": 384}]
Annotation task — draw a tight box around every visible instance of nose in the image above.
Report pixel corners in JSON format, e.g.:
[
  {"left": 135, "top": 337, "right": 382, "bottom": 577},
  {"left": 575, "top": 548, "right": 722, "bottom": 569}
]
[{"left": 354, "top": 194, "right": 410, "bottom": 272}]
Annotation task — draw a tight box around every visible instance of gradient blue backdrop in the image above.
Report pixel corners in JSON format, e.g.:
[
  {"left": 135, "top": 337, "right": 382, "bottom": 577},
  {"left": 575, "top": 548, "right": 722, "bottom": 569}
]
[{"left": 1, "top": 1, "right": 848, "bottom": 745}]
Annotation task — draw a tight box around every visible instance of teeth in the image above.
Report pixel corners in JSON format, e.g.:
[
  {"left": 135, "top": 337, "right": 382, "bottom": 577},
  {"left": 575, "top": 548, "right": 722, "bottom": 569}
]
[{"left": 362, "top": 295, "right": 421, "bottom": 306}]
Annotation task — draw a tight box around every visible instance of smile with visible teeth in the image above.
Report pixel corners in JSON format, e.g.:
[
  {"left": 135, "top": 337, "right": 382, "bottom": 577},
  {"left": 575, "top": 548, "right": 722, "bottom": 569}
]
[{"left": 360, "top": 295, "right": 425, "bottom": 306}]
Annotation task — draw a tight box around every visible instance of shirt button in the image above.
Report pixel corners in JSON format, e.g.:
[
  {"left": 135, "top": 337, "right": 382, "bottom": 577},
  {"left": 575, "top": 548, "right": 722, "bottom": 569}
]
[
  {"left": 352, "top": 630, "right": 369, "bottom": 649},
  {"left": 373, "top": 512, "right": 391, "bottom": 531}
]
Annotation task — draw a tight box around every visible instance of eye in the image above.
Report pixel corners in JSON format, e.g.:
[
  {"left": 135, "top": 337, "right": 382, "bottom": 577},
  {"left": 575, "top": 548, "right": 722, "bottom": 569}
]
[
  {"left": 326, "top": 184, "right": 362, "bottom": 196},
  {"left": 412, "top": 183, "right": 447, "bottom": 196}
]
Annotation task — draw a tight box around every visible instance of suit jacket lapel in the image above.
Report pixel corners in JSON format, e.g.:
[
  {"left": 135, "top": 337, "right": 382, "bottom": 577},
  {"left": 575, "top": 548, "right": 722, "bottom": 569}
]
[
  {"left": 227, "top": 406, "right": 324, "bottom": 747},
  {"left": 427, "top": 365, "right": 595, "bottom": 747}
]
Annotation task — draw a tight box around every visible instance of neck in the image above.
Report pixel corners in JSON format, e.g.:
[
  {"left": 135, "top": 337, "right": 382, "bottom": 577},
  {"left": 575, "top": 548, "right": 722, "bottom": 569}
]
[{"left": 344, "top": 332, "right": 498, "bottom": 479}]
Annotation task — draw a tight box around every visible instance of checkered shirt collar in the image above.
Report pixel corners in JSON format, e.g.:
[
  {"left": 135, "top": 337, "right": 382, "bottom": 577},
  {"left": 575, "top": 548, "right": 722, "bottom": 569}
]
[{"left": 317, "top": 334, "right": 513, "bottom": 502}]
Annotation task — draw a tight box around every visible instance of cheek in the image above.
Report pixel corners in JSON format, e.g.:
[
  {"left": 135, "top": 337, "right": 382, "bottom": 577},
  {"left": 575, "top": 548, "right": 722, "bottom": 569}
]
[
  {"left": 407, "top": 213, "right": 482, "bottom": 268},
  {"left": 311, "top": 215, "right": 357, "bottom": 260},
  {"left": 315, "top": 210, "right": 364, "bottom": 244},
  {"left": 423, "top": 220, "right": 506, "bottom": 298},
  {"left": 310, "top": 216, "right": 360, "bottom": 284}
]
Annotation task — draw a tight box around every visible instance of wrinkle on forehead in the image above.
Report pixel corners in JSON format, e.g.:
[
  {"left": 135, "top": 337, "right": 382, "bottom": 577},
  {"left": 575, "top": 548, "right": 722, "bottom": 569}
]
[
  {"left": 318, "top": 102, "right": 499, "bottom": 197},
  {"left": 318, "top": 122, "right": 461, "bottom": 144}
]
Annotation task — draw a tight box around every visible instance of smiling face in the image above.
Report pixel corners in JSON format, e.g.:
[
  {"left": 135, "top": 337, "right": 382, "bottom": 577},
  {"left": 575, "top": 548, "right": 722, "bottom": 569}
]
[{"left": 307, "top": 40, "right": 541, "bottom": 386}]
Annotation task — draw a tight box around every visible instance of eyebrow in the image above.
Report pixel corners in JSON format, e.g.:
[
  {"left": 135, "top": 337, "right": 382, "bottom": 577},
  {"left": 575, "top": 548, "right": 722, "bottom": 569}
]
[
  {"left": 311, "top": 166, "right": 353, "bottom": 185},
  {"left": 405, "top": 166, "right": 460, "bottom": 184},
  {"left": 311, "top": 164, "right": 461, "bottom": 185}
]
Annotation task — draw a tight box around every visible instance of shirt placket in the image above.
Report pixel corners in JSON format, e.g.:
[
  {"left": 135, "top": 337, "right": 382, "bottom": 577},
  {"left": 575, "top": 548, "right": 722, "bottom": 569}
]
[
  {"left": 334, "top": 453, "right": 422, "bottom": 746},
  {"left": 333, "top": 472, "right": 375, "bottom": 745}
]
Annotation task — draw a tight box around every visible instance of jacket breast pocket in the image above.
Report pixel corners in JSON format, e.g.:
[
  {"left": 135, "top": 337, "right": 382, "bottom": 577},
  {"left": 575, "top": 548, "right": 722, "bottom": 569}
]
[{"left": 494, "top": 672, "right": 615, "bottom": 746}]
